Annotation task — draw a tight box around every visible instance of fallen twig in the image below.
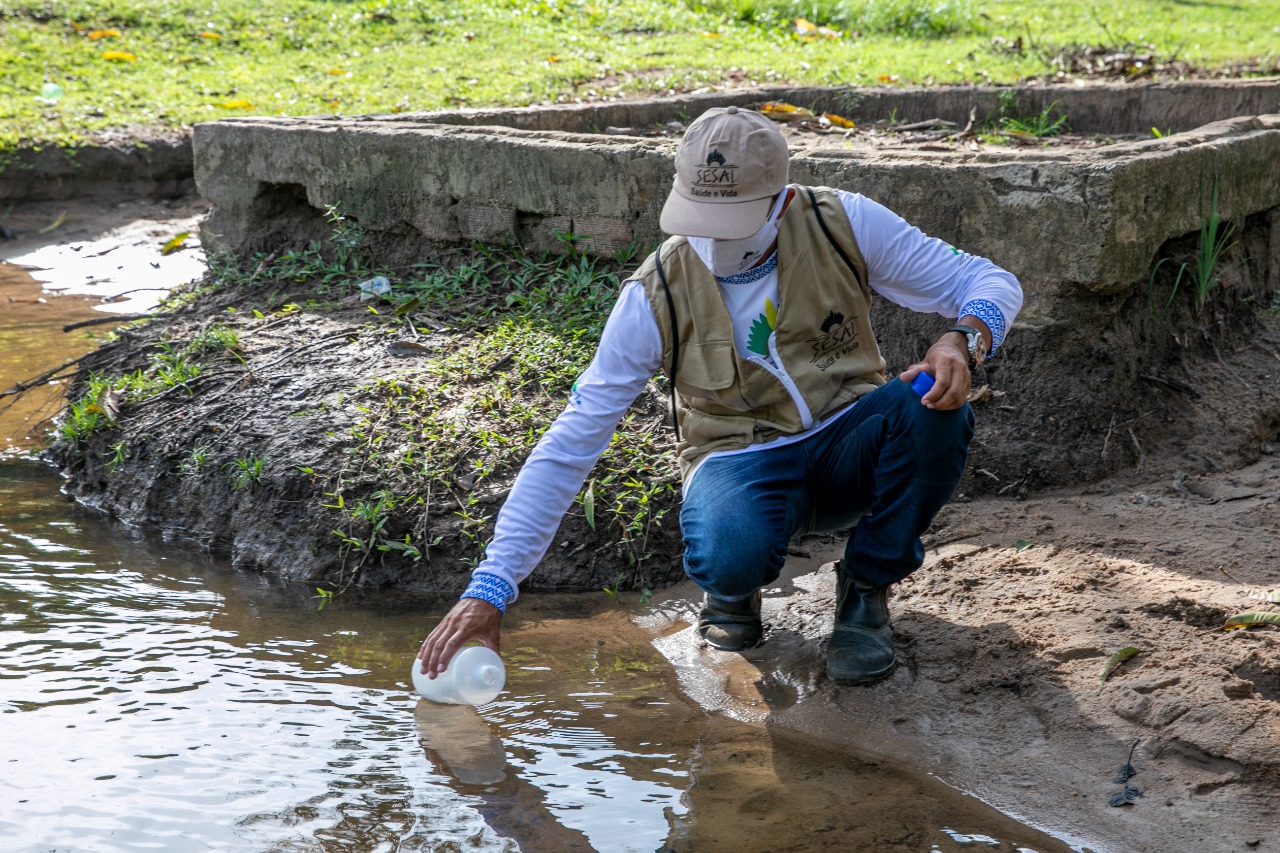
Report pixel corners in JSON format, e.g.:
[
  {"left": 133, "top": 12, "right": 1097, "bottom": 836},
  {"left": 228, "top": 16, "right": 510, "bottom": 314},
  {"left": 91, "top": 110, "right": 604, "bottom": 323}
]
[
  {"left": 1129, "top": 428, "right": 1145, "bottom": 473},
  {"left": 63, "top": 313, "right": 169, "bottom": 332},
  {"left": 0, "top": 355, "right": 86, "bottom": 399},
  {"left": 893, "top": 118, "right": 956, "bottom": 132},
  {"left": 1139, "top": 372, "right": 1201, "bottom": 398}
]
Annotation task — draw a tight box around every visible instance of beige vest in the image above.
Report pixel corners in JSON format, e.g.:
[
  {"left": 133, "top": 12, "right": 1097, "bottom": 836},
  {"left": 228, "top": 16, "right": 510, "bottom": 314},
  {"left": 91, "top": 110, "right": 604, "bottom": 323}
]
[{"left": 636, "top": 185, "right": 887, "bottom": 478}]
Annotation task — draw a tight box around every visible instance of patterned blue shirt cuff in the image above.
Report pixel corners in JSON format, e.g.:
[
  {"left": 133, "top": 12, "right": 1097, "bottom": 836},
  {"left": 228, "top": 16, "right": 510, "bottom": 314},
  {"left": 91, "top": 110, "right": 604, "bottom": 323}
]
[
  {"left": 960, "top": 299, "right": 1008, "bottom": 356},
  {"left": 461, "top": 572, "right": 515, "bottom": 615}
]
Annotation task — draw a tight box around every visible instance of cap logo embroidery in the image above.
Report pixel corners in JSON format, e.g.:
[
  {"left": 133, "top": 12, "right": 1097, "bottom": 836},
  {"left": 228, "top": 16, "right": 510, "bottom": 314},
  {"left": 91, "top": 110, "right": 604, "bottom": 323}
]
[{"left": 693, "top": 148, "right": 739, "bottom": 198}]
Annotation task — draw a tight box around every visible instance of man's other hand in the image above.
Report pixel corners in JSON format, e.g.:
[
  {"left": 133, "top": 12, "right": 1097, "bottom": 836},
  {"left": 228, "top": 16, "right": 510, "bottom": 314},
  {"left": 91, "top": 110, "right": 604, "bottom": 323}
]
[
  {"left": 418, "top": 598, "right": 502, "bottom": 678},
  {"left": 898, "top": 333, "right": 971, "bottom": 411}
]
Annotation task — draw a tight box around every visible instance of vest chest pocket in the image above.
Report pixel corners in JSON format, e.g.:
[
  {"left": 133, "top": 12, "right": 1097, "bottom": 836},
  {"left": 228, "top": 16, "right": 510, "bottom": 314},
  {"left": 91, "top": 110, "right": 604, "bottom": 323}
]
[{"left": 675, "top": 340, "right": 738, "bottom": 398}]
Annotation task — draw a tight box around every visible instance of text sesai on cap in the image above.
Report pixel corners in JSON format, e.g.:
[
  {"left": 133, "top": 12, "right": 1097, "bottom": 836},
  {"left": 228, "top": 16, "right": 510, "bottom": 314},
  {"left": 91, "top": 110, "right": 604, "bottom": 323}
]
[{"left": 660, "top": 106, "right": 790, "bottom": 240}]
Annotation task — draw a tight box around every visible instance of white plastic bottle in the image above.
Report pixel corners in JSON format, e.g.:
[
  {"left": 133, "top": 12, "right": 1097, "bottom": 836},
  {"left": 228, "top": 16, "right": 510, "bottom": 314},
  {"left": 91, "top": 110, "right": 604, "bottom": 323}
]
[{"left": 411, "top": 646, "right": 505, "bottom": 705}]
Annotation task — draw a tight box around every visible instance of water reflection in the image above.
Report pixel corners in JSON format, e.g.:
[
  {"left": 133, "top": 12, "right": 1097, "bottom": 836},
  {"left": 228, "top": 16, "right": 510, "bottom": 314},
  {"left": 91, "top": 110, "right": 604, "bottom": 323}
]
[{"left": 0, "top": 460, "right": 1075, "bottom": 853}]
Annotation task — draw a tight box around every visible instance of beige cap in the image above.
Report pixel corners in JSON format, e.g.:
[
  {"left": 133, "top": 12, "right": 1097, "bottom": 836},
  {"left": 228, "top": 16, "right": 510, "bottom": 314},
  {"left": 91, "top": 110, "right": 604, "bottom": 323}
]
[{"left": 660, "top": 106, "right": 790, "bottom": 240}]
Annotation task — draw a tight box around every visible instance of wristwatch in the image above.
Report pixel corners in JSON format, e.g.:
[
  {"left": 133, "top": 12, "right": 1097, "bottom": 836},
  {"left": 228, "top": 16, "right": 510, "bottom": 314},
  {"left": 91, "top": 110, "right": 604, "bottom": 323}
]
[{"left": 947, "top": 325, "right": 984, "bottom": 368}]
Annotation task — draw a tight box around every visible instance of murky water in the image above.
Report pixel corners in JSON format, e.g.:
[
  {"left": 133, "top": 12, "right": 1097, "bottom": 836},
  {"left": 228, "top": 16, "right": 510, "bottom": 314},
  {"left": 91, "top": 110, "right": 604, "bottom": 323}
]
[
  {"left": 0, "top": 460, "right": 1080, "bottom": 853},
  {"left": 0, "top": 214, "right": 1080, "bottom": 853}
]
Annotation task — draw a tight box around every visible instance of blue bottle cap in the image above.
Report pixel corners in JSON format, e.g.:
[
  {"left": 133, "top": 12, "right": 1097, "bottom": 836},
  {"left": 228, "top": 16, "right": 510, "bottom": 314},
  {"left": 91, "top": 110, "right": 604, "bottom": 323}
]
[{"left": 910, "top": 372, "right": 935, "bottom": 397}]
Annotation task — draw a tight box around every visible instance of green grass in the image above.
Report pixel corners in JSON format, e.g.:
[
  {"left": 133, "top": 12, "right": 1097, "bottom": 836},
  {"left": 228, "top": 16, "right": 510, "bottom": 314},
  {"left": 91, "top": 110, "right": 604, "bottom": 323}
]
[
  {"left": 1150, "top": 169, "right": 1239, "bottom": 317},
  {"left": 244, "top": 230, "right": 678, "bottom": 588},
  {"left": 58, "top": 323, "right": 245, "bottom": 446},
  {"left": 2, "top": 0, "right": 1276, "bottom": 148}
]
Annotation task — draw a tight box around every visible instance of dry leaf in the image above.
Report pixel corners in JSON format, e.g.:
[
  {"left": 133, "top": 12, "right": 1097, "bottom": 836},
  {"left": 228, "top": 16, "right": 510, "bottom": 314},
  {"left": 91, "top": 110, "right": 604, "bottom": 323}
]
[
  {"left": 1098, "top": 647, "right": 1140, "bottom": 684},
  {"left": 200, "top": 32, "right": 221, "bottom": 39},
  {"left": 794, "top": 18, "right": 839, "bottom": 39},
  {"left": 97, "top": 386, "right": 122, "bottom": 423},
  {"left": 878, "top": 74, "right": 900, "bottom": 83},
  {"left": 821, "top": 112, "right": 855, "bottom": 129},
  {"left": 161, "top": 232, "right": 191, "bottom": 255},
  {"left": 387, "top": 341, "right": 432, "bottom": 357},
  {"left": 760, "top": 101, "right": 813, "bottom": 122},
  {"left": 88, "top": 29, "right": 121, "bottom": 40},
  {"left": 37, "top": 211, "right": 67, "bottom": 234},
  {"left": 1223, "top": 612, "right": 1280, "bottom": 631},
  {"left": 968, "top": 385, "right": 1007, "bottom": 403},
  {"left": 217, "top": 99, "right": 252, "bottom": 109},
  {"left": 102, "top": 50, "right": 137, "bottom": 62}
]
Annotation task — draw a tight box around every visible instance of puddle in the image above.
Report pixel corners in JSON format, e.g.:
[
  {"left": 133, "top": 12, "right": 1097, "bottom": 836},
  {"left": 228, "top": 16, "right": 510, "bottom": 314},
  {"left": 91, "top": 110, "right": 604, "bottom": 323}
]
[{"left": 0, "top": 199, "right": 207, "bottom": 451}]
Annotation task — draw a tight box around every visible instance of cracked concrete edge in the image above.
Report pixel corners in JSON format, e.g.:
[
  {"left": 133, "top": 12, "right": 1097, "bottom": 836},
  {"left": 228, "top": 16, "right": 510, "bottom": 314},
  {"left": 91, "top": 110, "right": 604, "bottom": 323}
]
[{"left": 194, "top": 105, "right": 1280, "bottom": 307}]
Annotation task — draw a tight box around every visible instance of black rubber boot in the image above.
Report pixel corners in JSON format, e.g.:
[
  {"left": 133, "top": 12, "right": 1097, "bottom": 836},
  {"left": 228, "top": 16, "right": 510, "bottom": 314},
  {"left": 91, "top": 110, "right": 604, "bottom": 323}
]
[
  {"left": 826, "top": 562, "right": 896, "bottom": 684},
  {"left": 697, "top": 591, "right": 763, "bottom": 651}
]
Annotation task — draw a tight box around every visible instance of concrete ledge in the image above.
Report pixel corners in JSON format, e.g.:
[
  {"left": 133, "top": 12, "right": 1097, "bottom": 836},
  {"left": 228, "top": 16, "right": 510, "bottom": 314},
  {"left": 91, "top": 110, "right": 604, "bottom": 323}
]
[{"left": 195, "top": 84, "right": 1280, "bottom": 308}]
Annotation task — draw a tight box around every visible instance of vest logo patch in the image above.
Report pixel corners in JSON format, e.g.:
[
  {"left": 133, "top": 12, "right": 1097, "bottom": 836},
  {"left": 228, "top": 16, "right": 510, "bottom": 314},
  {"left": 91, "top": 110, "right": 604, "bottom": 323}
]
[
  {"left": 691, "top": 149, "right": 740, "bottom": 198},
  {"left": 808, "top": 310, "right": 861, "bottom": 370}
]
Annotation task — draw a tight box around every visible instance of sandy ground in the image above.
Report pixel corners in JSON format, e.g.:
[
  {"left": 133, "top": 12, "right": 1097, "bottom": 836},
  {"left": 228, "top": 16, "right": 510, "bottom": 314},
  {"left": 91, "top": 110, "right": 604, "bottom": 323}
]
[{"left": 637, "top": 428, "right": 1280, "bottom": 853}]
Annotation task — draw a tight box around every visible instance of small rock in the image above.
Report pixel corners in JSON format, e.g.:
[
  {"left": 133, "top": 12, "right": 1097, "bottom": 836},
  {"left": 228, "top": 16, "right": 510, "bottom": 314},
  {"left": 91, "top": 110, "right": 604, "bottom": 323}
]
[{"left": 1223, "top": 678, "right": 1256, "bottom": 699}]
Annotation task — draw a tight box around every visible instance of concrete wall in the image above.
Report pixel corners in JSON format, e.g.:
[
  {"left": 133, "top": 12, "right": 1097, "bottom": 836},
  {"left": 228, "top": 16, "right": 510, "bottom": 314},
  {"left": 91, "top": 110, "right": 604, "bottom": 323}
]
[{"left": 195, "top": 84, "right": 1280, "bottom": 317}]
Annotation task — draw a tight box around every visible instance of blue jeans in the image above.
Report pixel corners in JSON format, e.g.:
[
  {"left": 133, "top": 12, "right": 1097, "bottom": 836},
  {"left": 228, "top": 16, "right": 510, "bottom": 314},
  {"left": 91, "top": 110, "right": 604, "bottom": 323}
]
[{"left": 680, "top": 378, "right": 975, "bottom": 598}]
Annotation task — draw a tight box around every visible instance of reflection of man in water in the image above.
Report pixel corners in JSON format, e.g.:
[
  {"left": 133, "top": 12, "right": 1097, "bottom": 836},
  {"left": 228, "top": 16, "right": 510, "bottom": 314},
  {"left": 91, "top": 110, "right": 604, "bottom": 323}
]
[{"left": 420, "top": 106, "right": 1022, "bottom": 685}]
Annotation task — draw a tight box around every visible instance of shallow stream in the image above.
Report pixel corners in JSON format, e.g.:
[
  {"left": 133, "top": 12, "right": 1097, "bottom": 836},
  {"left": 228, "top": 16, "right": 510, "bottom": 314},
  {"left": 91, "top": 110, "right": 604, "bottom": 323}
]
[{"left": 0, "top": 213, "right": 1078, "bottom": 852}]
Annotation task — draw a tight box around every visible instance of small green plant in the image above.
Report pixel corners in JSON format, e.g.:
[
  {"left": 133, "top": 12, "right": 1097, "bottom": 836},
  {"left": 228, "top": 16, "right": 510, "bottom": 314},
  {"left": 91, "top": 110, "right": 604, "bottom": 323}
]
[
  {"left": 188, "top": 324, "right": 241, "bottom": 356},
  {"left": 323, "top": 204, "right": 367, "bottom": 274},
  {"left": 1151, "top": 127, "right": 1173, "bottom": 138},
  {"left": 181, "top": 442, "right": 211, "bottom": 475},
  {"left": 58, "top": 374, "right": 113, "bottom": 446},
  {"left": 104, "top": 441, "right": 128, "bottom": 474},
  {"left": 1150, "top": 170, "right": 1237, "bottom": 314},
  {"left": 553, "top": 229, "right": 592, "bottom": 257},
  {"left": 1000, "top": 100, "right": 1070, "bottom": 137},
  {"left": 225, "top": 452, "right": 266, "bottom": 490}
]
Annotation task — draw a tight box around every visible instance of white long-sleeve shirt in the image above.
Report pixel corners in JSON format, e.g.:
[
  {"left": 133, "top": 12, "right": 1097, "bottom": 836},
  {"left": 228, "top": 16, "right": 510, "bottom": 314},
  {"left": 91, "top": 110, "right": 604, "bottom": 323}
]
[{"left": 461, "top": 190, "right": 1023, "bottom": 611}]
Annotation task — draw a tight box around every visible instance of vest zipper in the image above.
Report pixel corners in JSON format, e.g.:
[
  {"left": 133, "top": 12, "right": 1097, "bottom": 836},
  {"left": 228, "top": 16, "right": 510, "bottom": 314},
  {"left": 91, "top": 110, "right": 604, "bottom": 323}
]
[{"left": 747, "top": 332, "right": 814, "bottom": 430}]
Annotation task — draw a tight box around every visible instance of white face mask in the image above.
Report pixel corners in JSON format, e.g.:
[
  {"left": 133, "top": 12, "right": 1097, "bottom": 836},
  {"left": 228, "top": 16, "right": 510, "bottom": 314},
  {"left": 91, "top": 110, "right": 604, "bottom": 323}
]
[{"left": 688, "top": 192, "right": 787, "bottom": 278}]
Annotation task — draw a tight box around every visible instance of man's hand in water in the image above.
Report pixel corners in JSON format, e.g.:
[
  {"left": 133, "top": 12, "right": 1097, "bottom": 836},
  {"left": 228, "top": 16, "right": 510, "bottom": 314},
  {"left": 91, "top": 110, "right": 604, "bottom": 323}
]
[{"left": 418, "top": 598, "right": 502, "bottom": 678}]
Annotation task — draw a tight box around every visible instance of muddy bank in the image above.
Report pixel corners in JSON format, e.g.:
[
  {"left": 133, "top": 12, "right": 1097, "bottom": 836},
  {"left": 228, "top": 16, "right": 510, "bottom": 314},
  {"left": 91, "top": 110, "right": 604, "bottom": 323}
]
[
  {"left": 36, "top": 193, "right": 1280, "bottom": 594},
  {"left": 0, "top": 126, "right": 194, "bottom": 204},
  {"left": 38, "top": 219, "right": 684, "bottom": 596}
]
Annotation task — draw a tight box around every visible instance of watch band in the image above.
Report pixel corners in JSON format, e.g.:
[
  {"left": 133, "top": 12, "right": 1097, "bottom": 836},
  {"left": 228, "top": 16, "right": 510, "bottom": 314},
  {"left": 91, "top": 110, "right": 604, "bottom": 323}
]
[{"left": 947, "top": 325, "right": 983, "bottom": 368}]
